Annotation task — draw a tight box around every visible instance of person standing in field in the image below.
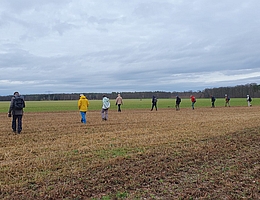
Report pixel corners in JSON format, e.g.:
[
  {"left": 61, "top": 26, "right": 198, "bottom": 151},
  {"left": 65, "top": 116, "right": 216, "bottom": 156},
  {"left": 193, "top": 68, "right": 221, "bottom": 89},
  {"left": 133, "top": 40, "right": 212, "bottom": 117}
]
[
  {"left": 190, "top": 95, "right": 196, "bottom": 110},
  {"left": 151, "top": 95, "right": 158, "bottom": 111},
  {"left": 115, "top": 93, "right": 123, "bottom": 112},
  {"left": 78, "top": 94, "right": 89, "bottom": 124},
  {"left": 210, "top": 95, "right": 216, "bottom": 108},
  {"left": 225, "top": 94, "right": 230, "bottom": 107},
  {"left": 175, "top": 95, "right": 181, "bottom": 111},
  {"left": 247, "top": 94, "right": 252, "bottom": 107},
  {"left": 101, "top": 94, "right": 110, "bottom": 120},
  {"left": 8, "top": 91, "right": 25, "bottom": 134}
]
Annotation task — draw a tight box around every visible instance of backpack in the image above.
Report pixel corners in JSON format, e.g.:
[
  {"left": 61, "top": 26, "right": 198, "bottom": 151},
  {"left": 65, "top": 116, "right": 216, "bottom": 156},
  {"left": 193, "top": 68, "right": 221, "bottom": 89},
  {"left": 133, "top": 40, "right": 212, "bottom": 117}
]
[{"left": 13, "top": 96, "right": 25, "bottom": 110}]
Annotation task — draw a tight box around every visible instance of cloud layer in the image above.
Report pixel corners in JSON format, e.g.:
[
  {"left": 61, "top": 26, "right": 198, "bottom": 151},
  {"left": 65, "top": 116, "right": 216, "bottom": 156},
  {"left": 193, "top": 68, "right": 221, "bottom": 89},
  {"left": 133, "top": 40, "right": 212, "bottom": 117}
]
[{"left": 1, "top": 0, "right": 260, "bottom": 95}]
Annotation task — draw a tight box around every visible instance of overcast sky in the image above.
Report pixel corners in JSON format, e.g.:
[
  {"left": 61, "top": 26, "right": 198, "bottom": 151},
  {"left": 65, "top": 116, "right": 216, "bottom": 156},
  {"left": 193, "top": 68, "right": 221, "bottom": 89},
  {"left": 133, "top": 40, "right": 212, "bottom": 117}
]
[{"left": 1, "top": 0, "right": 260, "bottom": 95}]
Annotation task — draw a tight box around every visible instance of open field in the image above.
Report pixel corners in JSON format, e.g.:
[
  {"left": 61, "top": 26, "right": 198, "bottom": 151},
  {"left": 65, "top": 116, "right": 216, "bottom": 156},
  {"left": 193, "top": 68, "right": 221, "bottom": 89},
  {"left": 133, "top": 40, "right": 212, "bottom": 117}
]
[
  {"left": 1, "top": 98, "right": 259, "bottom": 113},
  {"left": 0, "top": 105, "right": 260, "bottom": 199}
]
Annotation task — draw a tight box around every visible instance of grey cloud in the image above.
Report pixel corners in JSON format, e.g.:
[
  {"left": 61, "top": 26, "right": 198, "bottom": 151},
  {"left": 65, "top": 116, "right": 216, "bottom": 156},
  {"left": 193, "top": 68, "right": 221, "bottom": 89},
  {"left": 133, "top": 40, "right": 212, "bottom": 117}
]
[
  {"left": 1, "top": 0, "right": 260, "bottom": 95},
  {"left": 1, "top": 0, "right": 71, "bottom": 13}
]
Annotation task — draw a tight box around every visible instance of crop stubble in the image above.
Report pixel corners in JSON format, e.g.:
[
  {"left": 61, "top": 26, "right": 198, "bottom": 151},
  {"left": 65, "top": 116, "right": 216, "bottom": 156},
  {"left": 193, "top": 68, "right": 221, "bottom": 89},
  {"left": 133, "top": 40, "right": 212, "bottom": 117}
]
[{"left": 0, "top": 106, "right": 259, "bottom": 199}]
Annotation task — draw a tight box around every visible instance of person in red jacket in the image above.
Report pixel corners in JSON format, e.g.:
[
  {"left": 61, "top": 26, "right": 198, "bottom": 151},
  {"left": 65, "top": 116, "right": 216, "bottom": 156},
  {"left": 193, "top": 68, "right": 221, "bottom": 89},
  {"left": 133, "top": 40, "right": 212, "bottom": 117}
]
[{"left": 190, "top": 95, "right": 196, "bottom": 110}]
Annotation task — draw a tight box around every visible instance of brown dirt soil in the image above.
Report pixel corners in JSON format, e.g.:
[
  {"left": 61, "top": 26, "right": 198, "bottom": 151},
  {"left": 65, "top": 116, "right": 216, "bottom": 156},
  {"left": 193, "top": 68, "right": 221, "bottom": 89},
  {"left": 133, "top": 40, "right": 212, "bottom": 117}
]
[{"left": 0, "top": 107, "right": 260, "bottom": 199}]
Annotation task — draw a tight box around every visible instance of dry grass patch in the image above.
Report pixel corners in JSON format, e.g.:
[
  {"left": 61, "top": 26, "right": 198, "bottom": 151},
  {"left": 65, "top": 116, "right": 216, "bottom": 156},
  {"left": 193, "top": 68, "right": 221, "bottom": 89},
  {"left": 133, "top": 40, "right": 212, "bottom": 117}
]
[{"left": 0, "top": 107, "right": 259, "bottom": 199}]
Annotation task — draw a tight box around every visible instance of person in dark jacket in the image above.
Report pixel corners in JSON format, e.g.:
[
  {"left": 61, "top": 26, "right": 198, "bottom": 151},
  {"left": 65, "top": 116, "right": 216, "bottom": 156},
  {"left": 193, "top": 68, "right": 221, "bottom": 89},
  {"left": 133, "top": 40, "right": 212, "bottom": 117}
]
[
  {"left": 175, "top": 95, "right": 181, "bottom": 110},
  {"left": 210, "top": 95, "right": 216, "bottom": 108},
  {"left": 8, "top": 92, "right": 25, "bottom": 134},
  {"left": 225, "top": 94, "right": 230, "bottom": 107},
  {"left": 151, "top": 95, "right": 158, "bottom": 111}
]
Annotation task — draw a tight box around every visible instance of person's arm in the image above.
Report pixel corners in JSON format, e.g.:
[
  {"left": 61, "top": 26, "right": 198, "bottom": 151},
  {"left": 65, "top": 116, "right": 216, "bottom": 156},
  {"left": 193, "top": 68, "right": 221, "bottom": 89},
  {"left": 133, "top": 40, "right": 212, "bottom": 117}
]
[{"left": 8, "top": 97, "right": 14, "bottom": 116}]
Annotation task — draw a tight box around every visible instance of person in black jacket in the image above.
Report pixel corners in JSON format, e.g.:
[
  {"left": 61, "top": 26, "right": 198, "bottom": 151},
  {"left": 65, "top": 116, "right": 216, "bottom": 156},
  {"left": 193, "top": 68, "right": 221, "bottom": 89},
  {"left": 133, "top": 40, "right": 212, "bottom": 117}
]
[
  {"left": 211, "top": 95, "right": 216, "bottom": 108},
  {"left": 175, "top": 95, "right": 181, "bottom": 110},
  {"left": 151, "top": 95, "right": 158, "bottom": 111},
  {"left": 8, "top": 92, "right": 25, "bottom": 134}
]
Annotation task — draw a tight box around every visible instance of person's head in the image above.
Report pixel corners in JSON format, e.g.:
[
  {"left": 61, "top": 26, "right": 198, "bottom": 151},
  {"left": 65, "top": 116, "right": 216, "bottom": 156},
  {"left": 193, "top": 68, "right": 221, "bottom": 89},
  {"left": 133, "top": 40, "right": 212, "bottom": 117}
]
[
  {"left": 14, "top": 91, "right": 19, "bottom": 96},
  {"left": 118, "top": 94, "right": 121, "bottom": 97},
  {"left": 247, "top": 94, "right": 249, "bottom": 97},
  {"left": 103, "top": 94, "right": 106, "bottom": 98}
]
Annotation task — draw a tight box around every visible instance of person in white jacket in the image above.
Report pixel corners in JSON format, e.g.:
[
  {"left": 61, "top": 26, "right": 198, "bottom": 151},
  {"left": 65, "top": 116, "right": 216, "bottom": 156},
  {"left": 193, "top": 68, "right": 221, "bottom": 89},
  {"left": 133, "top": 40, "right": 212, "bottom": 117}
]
[{"left": 101, "top": 95, "right": 110, "bottom": 120}]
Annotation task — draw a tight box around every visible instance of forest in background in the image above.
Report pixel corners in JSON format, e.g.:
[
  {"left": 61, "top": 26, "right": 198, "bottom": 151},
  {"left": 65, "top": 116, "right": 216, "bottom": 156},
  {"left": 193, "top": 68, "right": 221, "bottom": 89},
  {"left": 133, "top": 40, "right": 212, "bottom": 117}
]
[{"left": 1, "top": 83, "right": 259, "bottom": 101}]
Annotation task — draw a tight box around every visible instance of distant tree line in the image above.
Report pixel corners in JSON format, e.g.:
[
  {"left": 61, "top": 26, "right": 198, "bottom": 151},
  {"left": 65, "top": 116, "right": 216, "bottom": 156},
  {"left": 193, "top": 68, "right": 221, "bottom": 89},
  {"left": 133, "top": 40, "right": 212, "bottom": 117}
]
[
  {"left": 1, "top": 83, "right": 259, "bottom": 101},
  {"left": 203, "top": 83, "right": 260, "bottom": 98}
]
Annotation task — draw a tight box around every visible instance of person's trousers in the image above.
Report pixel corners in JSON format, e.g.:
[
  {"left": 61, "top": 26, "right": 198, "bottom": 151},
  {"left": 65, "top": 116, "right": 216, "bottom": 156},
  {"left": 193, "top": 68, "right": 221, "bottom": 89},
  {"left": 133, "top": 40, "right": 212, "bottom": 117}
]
[
  {"left": 212, "top": 102, "right": 215, "bottom": 107},
  {"left": 80, "top": 111, "right": 87, "bottom": 124},
  {"left": 151, "top": 103, "right": 157, "bottom": 111},
  {"left": 12, "top": 115, "right": 22, "bottom": 133},
  {"left": 101, "top": 108, "right": 108, "bottom": 120},
  {"left": 117, "top": 104, "right": 121, "bottom": 112},
  {"left": 191, "top": 102, "right": 195, "bottom": 109},
  {"left": 225, "top": 102, "right": 230, "bottom": 107}
]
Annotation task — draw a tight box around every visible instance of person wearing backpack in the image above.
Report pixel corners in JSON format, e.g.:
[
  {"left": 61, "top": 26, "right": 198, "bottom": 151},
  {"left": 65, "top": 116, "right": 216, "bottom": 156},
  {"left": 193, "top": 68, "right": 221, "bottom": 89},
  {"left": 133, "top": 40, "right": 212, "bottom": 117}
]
[
  {"left": 225, "top": 94, "right": 230, "bottom": 107},
  {"left": 8, "top": 91, "right": 25, "bottom": 134},
  {"left": 247, "top": 95, "right": 252, "bottom": 107}
]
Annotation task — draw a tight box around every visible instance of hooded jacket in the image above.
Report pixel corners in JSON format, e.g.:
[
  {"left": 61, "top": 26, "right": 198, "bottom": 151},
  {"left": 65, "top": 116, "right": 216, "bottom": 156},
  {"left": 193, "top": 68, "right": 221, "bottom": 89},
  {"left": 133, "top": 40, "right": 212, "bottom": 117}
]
[
  {"left": 8, "top": 95, "right": 25, "bottom": 115},
  {"left": 78, "top": 95, "right": 89, "bottom": 112},
  {"left": 115, "top": 95, "right": 123, "bottom": 105},
  {"left": 190, "top": 95, "right": 196, "bottom": 103},
  {"left": 102, "top": 96, "right": 110, "bottom": 109}
]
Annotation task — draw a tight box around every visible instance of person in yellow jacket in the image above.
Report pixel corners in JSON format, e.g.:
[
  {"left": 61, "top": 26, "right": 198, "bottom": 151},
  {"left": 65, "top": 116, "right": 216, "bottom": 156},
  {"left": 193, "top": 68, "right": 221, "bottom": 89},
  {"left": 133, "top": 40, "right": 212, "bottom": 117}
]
[{"left": 78, "top": 94, "right": 89, "bottom": 124}]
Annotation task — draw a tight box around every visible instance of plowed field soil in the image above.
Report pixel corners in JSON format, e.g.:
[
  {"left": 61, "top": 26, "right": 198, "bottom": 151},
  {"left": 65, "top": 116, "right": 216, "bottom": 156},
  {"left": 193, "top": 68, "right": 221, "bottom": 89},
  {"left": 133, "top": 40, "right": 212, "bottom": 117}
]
[{"left": 0, "top": 107, "right": 260, "bottom": 199}]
